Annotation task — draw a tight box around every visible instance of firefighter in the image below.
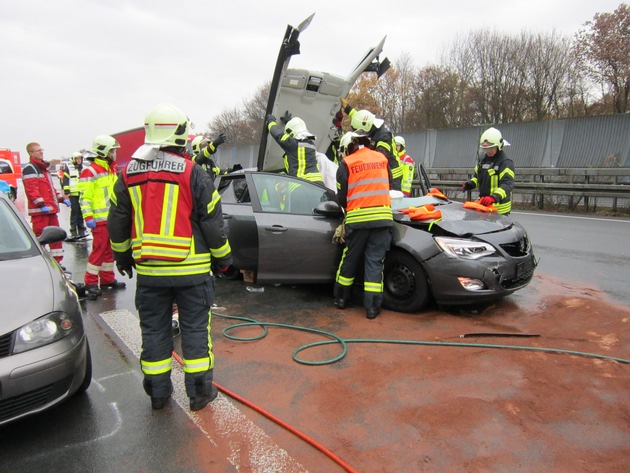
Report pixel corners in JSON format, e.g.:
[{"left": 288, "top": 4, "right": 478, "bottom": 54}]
[
  {"left": 341, "top": 99, "right": 403, "bottom": 192},
  {"left": 395, "top": 136, "right": 415, "bottom": 197},
  {"left": 334, "top": 131, "right": 393, "bottom": 320},
  {"left": 191, "top": 133, "right": 233, "bottom": 179},
  {"left": 265, "top": 113, "right": 324, "bottom": 184},
  {"left": 108, "top": 103, "right": 232, "bottom": 411},
  {"left": 80, "top": 135, "right": 126, "bottom": 300},
  {"left": 62, "top": 151, "right": 86, "bottom": 238},
  {"left": 22, "top": 142, "right": 71, "bottom": 263},
  {"left": 461, "top": 127, "right": 515, "bottom": 215}
]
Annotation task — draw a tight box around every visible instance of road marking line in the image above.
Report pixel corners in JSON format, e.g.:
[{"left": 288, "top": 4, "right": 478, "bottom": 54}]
[{"left": 99, "top": 308, "right": 307, "bottom": 473}]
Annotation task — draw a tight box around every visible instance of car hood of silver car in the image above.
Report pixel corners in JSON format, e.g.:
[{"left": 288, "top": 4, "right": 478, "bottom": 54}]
[{"left": 0, "top": 257, "right": 59, "bottom": 334}]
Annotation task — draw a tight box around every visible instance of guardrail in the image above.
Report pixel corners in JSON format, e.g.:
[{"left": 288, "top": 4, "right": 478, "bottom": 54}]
[{"left": 419, "top": 167, "right": 630, "bottom": 212}]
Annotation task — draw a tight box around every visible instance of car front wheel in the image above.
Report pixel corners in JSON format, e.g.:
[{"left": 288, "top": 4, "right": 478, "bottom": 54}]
[{"left": 383, "top": 249, "right": 431, "bottom": 313}]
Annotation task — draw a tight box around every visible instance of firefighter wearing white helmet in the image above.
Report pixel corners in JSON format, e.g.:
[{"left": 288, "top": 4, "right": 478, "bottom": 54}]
[
  {"left": 395, "top": 136, "right": 415, "bottom": 197},
  {"left": 108, "top": 102, "right": 232, "bottom": 412},
  {"left": 265, "top": 112, "right": 324, "bottom": 184},
  {"left": 341, "top": 99, "right": 404, "bottom": 191},
  {"left": 334, "top": 131, "right": 393, "bottom": 320},
  {"left": 461, "top": 126, "right": 515, "bottom": 214},
  {"left": 61, "top": 151, "right": 86, "bottom": 238},
  {"left": 79, "top": 134, "right": 124, "bottom": 300}
]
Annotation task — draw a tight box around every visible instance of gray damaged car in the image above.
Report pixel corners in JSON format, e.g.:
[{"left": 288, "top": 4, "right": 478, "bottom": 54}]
[{"left": 215, "top": 15, "right": 536, "bottom": 312}]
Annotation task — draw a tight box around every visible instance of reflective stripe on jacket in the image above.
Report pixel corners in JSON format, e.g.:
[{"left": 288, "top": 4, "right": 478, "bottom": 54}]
[
  {"left": 108, "top": 150, "right": 232, "bottom": 285},
  {"left": 268, "top": 121, "right": 324, "bottom": 184},
  {"left": 399, "top": 152, "right": 415, "bottom": 195},
  {"left": 22, "top": 159, "right": 63, "bottom": 215},
  {"left": 342, "top": 147, "right": 393, "bottom": 226},
  {"left": 62, "top": 162, "right": 82, "bottom": 196},
  {"left": 471, "top": 149, "right": 515, "bottom": 214},
  {"left": 79, "top": 158, "right": 117, "bottom": 225}
]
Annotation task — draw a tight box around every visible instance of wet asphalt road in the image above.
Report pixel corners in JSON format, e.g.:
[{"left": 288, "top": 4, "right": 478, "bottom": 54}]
[{"left": 1, "top": 194, "right": 629, "bottom": 472}]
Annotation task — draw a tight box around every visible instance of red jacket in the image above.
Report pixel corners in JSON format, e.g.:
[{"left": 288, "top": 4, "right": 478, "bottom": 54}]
[{"left": 22, "top": 158, "right": 64, "bottom": 216}]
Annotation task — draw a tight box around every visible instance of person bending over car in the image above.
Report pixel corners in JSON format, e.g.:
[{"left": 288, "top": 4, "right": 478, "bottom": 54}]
[{"left": 334, "top": 131, "right": 393, "bottom": 320}]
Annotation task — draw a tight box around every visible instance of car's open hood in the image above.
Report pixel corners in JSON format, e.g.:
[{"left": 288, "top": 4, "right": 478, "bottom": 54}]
[
  {"left": 393, "top": 198, "right": 514, "bottom": 237},
  {"left": 258, "top": 13, "right": 390, "bottom": 172}
]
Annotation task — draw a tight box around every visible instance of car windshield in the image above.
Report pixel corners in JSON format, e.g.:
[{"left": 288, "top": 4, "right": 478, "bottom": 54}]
[{"left": 0, "top": 199, "right": 39, "bottom": 260}]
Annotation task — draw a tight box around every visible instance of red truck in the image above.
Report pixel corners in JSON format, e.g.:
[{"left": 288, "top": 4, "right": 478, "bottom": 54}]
[{"left": 0, "top": 148, "right": 22, "bottom": 201}]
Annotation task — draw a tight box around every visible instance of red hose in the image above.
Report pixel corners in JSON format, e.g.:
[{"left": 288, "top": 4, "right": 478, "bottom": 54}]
[{"left": 172, "top": 350, "right": 358, "bottom": 473}]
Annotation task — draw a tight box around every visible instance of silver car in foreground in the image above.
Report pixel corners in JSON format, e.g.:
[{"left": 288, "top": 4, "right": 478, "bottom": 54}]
[{"left": 0, "top": 192, "right": 91, "bottom": 425}]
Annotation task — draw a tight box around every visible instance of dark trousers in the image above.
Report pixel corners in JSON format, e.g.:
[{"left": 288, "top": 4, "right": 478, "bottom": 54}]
[
  {"left": 335, "top": 226, "right": 392, "bottom": 309},
  {"left": 69, "top": 195, "right": 85, "bottom": 234},
  {"left": 135, "top": 277, "right": 215, "bottom": 398}
]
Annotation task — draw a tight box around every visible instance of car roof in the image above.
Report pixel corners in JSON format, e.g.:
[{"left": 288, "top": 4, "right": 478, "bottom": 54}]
[{"left": 257, "top": 13, "right": 390, "bottom": 172}]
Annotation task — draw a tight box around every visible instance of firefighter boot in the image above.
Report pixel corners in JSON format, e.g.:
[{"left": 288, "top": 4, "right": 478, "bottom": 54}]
[
  {"left": 365, "top": 293, "right": 383, "bottom": 320},
  {"left": 333, "top": 284, "right": 352, "bottom": 310},
  {"left": 190, "top": 384, "right": 218, "bottom": 411},
  {"left": 101, "top": 280, "right": 127, "bottom": 290},
  {"left": 144, "top": 379, "right": 173, "bottom": 410},
  {"left": 85, "top": 285, "right": 102, "bottom": 300}
]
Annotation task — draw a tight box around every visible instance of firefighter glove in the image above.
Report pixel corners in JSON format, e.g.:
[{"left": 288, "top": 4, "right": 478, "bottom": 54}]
[
  {"left": 332, "top": 223, "right": 346, "bottom": 245},
  {"left": 479, "top": 196, "right": 496, "bottom": 206},
  {"left": 116, "top": 254, "right": 135, "bottom": 279},
  {"left": 461, "top": 181, "right": 475, "bottom": 191},
  {"left": 265, "top": 114, "right": 276, "bottom": 127},
  {"left": 212, "top": 132, "right": 226, "bottom": 148},
  {"left": 280, "top": 110, "right": 292, "bottom": 125},
  {"left": 230, "top": 163, "right": 243, "bottom": 173}
]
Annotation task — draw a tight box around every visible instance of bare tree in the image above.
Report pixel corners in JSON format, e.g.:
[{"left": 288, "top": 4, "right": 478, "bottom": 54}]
[
  {"left": 521, "top": 31, "right": 576, "bottom": 119},
  {"left": 206, "top": 82, "right": 270, "bottom": 147},
  {"left": 575, "top": 3, "right": 630, "bottom": 113}
]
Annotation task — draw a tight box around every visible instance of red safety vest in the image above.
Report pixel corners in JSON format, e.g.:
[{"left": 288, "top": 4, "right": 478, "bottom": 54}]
[
  {"left": 122, "top": 153, "right": 195, "bottom": 262},
  {"left": 344, "top": 148, "right": 391, "bottom": 211}
]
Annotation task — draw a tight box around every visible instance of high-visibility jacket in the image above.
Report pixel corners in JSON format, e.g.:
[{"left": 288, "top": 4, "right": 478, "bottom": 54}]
[
  {"left": 193, "top": 144, "right": 225, "bottom": 179},
  {"left": 79, "top": 158, "right": 117, "bottom": 227},
  {"left": 108, "top": 149, "right": 232, "bottom": 287},
  {"left": 398, "top": 152, "right": 415, "bottom": 196},
  {"left": 267, "top": 120, "right": 324, "bottom": 184},
  {"left": 62, "top": 161, "right": 83, "bottom": 196},
  {"left": 337, "top": 147, "right": 393, "bottom": 227},
  {"left": 22, "top": 158, "right": 64, "bottom": 216},
  {"left": 470, "top": 149, "right": 515, "bottom": 214}
]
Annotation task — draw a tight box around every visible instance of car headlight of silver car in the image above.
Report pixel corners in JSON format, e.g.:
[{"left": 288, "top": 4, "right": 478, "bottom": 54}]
[
  {"left": 13, "top": 311, "right": 79, "bottom": 355},
  {"left": 434, "top": 236, "right": 497, "bottom": 260}
]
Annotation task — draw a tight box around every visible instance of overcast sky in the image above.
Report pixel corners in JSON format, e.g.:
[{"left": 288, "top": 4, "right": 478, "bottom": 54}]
[{"left": 1, "top": 0, "right": 622, "bottom": 160}]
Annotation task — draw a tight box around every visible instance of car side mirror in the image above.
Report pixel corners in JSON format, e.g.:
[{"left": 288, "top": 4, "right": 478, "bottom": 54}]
[
  {"left": 38, "top": 226, "right": 67, "bottom": 245},
  {"left": 314, "top": 201, "right": 343, "bottom": 217}
]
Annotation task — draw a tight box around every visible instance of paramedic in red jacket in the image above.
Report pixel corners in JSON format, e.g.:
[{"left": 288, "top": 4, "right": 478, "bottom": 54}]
[{"left": 22, "top": 142, "right": 70, "bottom": 263}]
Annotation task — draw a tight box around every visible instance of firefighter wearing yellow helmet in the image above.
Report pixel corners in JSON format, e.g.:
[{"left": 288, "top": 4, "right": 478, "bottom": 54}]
[
  {"left": 79, "top": 134, "right": 124, "bottom": 300},
  {"left": 461, "top": 127, "right": 515, "bottom": 214},
  {"left": 341, "top": 99, "right": 404, "bottom": 192},
  {"left": 191, "top": 133, "right": 235, "bottom": 179},
  {"left": 108, "top": 103, "right": 232, "bottom": 412}
]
